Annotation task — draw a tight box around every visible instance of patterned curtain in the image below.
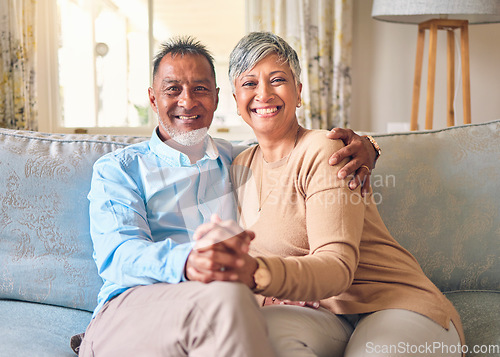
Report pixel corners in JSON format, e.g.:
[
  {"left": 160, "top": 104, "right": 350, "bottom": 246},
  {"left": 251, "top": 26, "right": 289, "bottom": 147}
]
[
  {"left": 247, "top": 0, "right": 353, "bottom": 129},
  {"left": 0, "top": 0, "right": 38, "bottom": 130}
]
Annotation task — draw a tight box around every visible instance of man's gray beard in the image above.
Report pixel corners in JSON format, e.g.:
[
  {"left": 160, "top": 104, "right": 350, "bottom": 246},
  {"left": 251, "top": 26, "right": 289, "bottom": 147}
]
[{"left": 160, "top": 121, "right": 208, "bottom": 146}]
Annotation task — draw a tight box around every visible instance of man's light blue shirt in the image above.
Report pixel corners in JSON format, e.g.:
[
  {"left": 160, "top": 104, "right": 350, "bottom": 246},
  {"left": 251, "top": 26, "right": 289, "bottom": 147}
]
[{"left": 88, "top": 129, "right": 242, "bottom": 317}]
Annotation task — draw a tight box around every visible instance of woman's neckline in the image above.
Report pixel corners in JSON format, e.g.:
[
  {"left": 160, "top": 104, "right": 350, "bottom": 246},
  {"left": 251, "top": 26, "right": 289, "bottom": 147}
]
[{"left": 257, "top": 125, "right": 304, "bottom": 163}]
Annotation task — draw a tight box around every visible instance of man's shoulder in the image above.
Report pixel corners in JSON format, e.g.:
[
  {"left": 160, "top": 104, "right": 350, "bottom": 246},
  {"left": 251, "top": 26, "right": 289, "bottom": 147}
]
[
  {"left": 211, "top": 137, "right": 232, "bottom": 151},
  {"left": 211, "top": 137, "right": 235, "bottom": 162},
  {"left": 95, "top": 140, "right": 151, "bottom": 168}
]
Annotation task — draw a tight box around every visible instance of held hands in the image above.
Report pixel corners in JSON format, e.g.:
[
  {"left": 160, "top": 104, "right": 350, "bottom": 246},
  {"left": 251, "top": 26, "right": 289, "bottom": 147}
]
[
  {"left": 186, "top": 216, "right": 320, "bottom": 309},
  {"left": 326, "top": 128, "right": 378, "bottom": 196},
  {"left": 185, "top": 215, "right": 258, "bottom": 288}
]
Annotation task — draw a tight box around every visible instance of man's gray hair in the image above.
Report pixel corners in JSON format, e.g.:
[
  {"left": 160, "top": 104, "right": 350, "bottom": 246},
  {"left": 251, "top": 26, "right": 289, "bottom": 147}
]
[
  {"left": 228, "top": 32, "right": 301, "bottom": 92},
  {"left": 152, "top": 36, "right": 216, "bottom": 83}
]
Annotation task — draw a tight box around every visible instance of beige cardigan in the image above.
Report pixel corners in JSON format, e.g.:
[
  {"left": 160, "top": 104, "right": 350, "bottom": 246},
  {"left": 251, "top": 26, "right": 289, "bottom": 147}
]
[{"left": 231, "top": 128, "right": 464, "bottom": 343}]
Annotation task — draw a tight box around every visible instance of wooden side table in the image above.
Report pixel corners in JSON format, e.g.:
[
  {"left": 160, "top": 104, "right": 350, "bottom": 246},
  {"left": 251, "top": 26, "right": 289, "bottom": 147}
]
[{"left": 411, "top": 19, "right": 472, "bottom": 130}]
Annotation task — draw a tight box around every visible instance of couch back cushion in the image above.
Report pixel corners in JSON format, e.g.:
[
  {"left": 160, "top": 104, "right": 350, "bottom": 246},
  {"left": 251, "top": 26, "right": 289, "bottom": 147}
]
[
  {"left": 1, "top": 120, "right": 498, "bottom": 311},
  {"left": 373, "top": 120, "right": 500, "bottom": 292},
  {"left": 0, "top": 129, "right": 147, "bottom": 312}
]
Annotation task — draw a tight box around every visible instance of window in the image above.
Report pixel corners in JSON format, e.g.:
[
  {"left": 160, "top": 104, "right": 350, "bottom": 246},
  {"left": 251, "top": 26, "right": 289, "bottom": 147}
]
[{"left": 37, "top": 0, "right": 254, "bottom": 140}]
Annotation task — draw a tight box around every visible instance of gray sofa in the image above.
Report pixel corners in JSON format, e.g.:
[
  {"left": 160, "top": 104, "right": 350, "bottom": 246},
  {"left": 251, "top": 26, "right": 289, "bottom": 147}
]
[{"left": 0, "top": 119, "right": 498, "bottom": 356}]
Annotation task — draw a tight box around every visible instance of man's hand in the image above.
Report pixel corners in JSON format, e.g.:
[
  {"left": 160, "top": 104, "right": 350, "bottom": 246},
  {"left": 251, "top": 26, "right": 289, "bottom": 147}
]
[
  {"left": 326, "top": 128, "right": 378, "bottom": 196},
  {"left": 185, "top": 215, "right": 258, "bottom": 288}
]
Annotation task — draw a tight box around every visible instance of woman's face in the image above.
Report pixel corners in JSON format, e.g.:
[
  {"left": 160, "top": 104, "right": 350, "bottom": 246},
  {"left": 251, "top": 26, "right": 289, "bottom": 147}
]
[{"left": 233, "top": 54, "right": 302, "bottom": 137}]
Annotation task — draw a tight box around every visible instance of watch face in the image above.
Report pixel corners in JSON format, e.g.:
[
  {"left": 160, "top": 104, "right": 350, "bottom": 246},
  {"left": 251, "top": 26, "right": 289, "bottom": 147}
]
[{"left": 254, "top": 264, "right": 271, "bottom": 290}]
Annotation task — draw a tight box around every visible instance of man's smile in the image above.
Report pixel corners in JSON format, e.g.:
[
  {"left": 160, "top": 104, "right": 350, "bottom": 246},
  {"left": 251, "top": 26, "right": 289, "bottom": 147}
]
[{"left": 176, "top": 115, "right": 199, "bottom": 121}]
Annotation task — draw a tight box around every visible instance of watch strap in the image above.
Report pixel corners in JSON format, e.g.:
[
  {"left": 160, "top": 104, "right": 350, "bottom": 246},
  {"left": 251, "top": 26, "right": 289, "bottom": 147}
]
[{"left": 363, "top": 135, "right": 381, "bottom": 158}]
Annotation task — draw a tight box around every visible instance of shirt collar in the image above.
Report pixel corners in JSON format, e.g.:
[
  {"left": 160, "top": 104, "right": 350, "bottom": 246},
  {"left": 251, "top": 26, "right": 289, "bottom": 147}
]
[{"left": 149, "top": 127, "right": 219, "bottom": 166}]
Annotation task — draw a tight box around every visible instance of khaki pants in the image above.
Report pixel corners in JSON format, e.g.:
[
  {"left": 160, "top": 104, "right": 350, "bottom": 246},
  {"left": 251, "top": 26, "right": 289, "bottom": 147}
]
[
  {"left": 79, "top": 282, "right": 276, "bottom": 357},
  {"left": 261, "top": 306, "right": 461, "bottom": 357},
  {"left": 344, "top": 309, "right": 462, "bottom": 357}
]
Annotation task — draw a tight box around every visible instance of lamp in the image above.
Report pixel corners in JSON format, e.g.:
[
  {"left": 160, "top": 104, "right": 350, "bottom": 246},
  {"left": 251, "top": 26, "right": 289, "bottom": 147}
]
[{"left": 372, "top": 0, "right": 500, "bottom": 130}]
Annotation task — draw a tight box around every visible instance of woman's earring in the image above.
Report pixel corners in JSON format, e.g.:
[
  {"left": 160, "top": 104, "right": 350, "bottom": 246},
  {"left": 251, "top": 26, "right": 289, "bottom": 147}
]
[
  {"left": 237, "top": 109, "right": 241, "bottom": 116},
  {"left": 297, "top": 102, "right": 302, "bottom": 108}
]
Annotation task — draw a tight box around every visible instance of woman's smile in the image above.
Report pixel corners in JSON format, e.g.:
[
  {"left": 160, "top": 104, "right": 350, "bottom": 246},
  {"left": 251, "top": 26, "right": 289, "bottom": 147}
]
[{"left": 252, "top": 106, "right": 282, "bottom": 116}]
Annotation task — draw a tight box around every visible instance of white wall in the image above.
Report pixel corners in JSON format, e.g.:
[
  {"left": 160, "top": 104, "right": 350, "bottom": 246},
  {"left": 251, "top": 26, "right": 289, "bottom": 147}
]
[
  {"left": 36, "top": 0, "right": 500, "bottom": 135},
  {"left": 351, "top": 0, "right": 500, "bottom": 133}
]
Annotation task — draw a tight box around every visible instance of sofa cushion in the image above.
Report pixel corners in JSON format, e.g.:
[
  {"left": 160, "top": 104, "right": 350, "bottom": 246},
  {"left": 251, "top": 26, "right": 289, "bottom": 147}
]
[
  {"left": 0, "top": 129, "right": 147, "bottom": 311},
  {"left": 0, "top": 299, "right": 92, "bottom": 356},
  {"left": 373, "top": 120, "right": 500, "bottom": 292},
  {"left": 444, "top": 291, "right": 500, "bottom": 356}
]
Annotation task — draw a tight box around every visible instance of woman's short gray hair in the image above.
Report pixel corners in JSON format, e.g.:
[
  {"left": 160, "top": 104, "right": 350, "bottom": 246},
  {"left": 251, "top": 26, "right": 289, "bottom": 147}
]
[{"left": 228, "top": 32, "right": 301, "bottom": 92}]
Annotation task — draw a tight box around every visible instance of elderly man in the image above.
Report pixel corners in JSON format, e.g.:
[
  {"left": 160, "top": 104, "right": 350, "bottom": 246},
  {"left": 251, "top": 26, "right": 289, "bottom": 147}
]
[{"left": 78, "top": 36, "right": 379, "bottom": 356}]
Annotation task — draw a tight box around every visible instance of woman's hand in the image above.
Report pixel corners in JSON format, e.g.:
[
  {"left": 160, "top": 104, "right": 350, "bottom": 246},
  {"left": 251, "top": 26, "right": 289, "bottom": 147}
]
[
  {"left": 326, "top": 128, "right": 378, "bottom": 196},
  {"left": 185, "top": 215, "right": 258, "bottom": 288},
  {"left": 263, "top": 297, "right": 320, "bottom": 309}
]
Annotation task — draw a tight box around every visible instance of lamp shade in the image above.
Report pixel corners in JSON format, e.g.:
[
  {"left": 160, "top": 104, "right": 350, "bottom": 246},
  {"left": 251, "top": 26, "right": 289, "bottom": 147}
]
[{"left": 372, "top": 0, "right": 500, "bottom": 24}]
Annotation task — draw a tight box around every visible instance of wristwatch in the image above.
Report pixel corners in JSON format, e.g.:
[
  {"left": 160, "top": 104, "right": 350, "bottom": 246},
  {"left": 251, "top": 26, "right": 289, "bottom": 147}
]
[
  {"left": 253, "top": 257, "right": 271, "bottom": 293},
  {"left": 363, "top": 135, "right": 382, "bottom": 160}
]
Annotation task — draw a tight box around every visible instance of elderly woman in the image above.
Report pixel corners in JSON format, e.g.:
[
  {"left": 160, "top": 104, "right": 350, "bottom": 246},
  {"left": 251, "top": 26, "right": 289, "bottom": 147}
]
[
  {"left": 187, "top": 32, "right": 464, "bottom": 356},
  {"left": 222, "top": 32, "right": 464, "bottom": 357}
]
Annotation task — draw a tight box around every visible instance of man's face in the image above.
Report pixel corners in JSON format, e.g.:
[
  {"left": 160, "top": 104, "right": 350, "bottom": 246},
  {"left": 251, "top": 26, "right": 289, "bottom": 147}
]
[{"left": 148, "top": 53, "right": 219, "bottom": 141}]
